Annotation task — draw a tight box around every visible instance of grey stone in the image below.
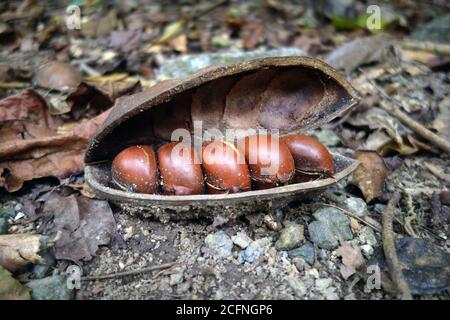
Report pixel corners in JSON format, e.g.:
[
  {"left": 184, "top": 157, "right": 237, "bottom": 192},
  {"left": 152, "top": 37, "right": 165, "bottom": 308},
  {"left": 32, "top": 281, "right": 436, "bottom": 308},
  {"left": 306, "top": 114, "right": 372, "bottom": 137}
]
[
  {"left": 288, "top": 242, "right": 316, "bottom": 265},
  {"left": 231, "top": 231, "right": 252, "bottom": 249},
  {"left": 412, "top": 13, "right": 450, "bottom": 43},
  {"left": 343, "top": 197, "right": 368, "bottom": 217},
  {"left": 0, "top": 218, "right": 9, "bottom": 234},
  {"left": 292, "top": 257, "right": 308, "bottom": 271},
  {"left": 238, "top": 238, "right": 271, "bottom": 263},
  {"left": 26, "top": 275, "right": 74, "bottom": 300},
  {"left": 0, "top": 207, "right": 16, "bottom": 219},
  {"left": 204, "top": 231, "right": 233, "bottom": 258},
  {"left": 315, "top": 278, "right": 333, "bottom": 291},
  {"left": 275, "top": 223, "right": 304, "bottom": 251},
  {"left": 286, "top": 276, "right": 308, "bottom": 297},
  {"left": 359, "top": 226, "right": 377, "bottom": 246},
  {"left": 31, "top": 250, "right": 56, "bottom": 279},
  {"left": 308, "top": 207, "right": 353, "bottom": 250},
  {"left": 156, "top": 48, "right": 307, "bottom": 80},
  {"left": 312, "top": 128, "right": 341, "bottom": 147}
]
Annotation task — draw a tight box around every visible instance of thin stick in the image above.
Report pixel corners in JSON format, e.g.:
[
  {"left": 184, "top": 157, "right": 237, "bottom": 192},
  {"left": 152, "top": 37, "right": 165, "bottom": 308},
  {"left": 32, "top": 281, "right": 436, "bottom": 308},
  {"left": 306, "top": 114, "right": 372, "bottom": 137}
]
[
  {"left": 423, "top": 162, "right": 450, "bottom": 184},
  {"left": 382, "top": 191, "right": 413, "bottom": 300},
  {"left": 367, "top": 79, "right": 450, "bottom": 154},
  {"left": 402, "top": 41, "right": 450, "bottom": 57},
  {"left": 81, "top": 262, "right": 177, "bottom": 281},
  {"left": 317, "top": 202, "right": 382, "bottom": 232}
]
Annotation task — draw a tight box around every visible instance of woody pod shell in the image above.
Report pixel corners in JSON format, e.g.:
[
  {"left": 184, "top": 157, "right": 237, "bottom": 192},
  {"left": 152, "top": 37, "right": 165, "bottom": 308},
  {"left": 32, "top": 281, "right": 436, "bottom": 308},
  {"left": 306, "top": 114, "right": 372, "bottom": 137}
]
[{"left": 84, "top": 56, "right": 360, "bottom": 221}]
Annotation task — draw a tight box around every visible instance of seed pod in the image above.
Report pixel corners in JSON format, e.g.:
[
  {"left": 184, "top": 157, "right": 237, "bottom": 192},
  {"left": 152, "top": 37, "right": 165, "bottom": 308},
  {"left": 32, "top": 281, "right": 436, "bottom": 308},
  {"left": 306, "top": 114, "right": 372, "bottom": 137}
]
[
  {"left": 202, "top": 141, "right": 251, "bottom": 194},
  {"left": 281, "top": 134, "right": 334, "bottom": 183},
  {"left": 157, "top": 142, "right": 205, "bottom": 195},
  {"left": 239, "top": 135, "right": 295, "bottom": 189},
  {"left": 111, "top": 145, "right": 159, "bottom": 194}
]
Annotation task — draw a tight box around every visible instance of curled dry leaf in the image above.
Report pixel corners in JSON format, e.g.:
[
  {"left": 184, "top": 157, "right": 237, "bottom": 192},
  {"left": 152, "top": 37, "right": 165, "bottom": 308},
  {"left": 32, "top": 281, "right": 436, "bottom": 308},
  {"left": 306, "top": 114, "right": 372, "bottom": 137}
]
[
  {"left": 41, "top": 193, "right": 117, "bottom": 262},
  {"left": 0, "top": 89, "right": 59, "bottom": 128},
  {"left": 336, "top": 241, "right": 365, "bottom": 280},
  {"left": 0, "top": 108, "right": 111, "bottom": 192},
  {"left": 350, "top": 151, "right": 388, "bottom": 202},
  {"left": 0, "top": 234, "right": 50, "bottom": 273}
]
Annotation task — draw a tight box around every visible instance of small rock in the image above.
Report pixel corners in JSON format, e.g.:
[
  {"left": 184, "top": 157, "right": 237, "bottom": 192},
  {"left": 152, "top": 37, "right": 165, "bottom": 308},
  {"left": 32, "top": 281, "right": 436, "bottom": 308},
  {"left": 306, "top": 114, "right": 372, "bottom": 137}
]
[
  {"left": 359, "top": 226, "right": 377, "bottom": 246},
  {"left": 0, "top": 218, "right": 9, "bottom": 234},
  {"left": 343, "top": 197, "right": 368, "bottom": 217},
  {"left": 170, "top": 268, "right": 185, "bottom": 286},
  {"left": 312, "top": 128, "right": 341, "bottom": 147},
  {"left": 231, "top": 231, "right": 252, "bottom": 249},
  {"left": 156, "top": 47, "right": 307, "bottom": 80},
  {"left": 204, "top": 231, "right": 233, "bottom": 258},
  {"left": 323, "top": 287, "right": 339, "bottom": 300},
  {"left": 0, "top": 207, "right": 15, "bottom": 219},
  {"left": 31, "top": 250, "right": 55, "bottom": 279},
  {"left": 315, "top": 278, "right": 332, "bottom": 291},
  {"left": 288, "top": 242, "right": 316, "bottom": 265},
  {"left": 275, "top": 223, "right": 304, "bottom": 251},
  {"left": 292, "top": 257, "right": 308, "bottom": 271},
  {"left": 238, "top": 238, "right": 271, "bottom": 263},
  {"left": 361, "top": 244, "right": 374, "bottom": 257},
  {"left": 26, "top": 275, "right": 74, "bottom": 300},
  {"left": 374, "top": 203, "right": 386, "bottom": 214},
  {"left": 286, "top": 276, "right": 307, "bottom": 297},
  {"left": 308, "top": 207, "right": 353, "bottom": 250}
]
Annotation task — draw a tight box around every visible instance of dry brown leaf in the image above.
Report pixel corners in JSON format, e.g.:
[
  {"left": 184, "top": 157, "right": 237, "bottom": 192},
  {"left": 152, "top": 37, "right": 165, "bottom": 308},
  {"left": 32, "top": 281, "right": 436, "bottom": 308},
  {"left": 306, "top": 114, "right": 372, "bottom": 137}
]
[
  {"left": 0, "top": 109, "right": 110, "bottom": 192},
  {"left": 350, "top": 151, "right": 388, "bottom": 202},
  {"left": 0, "top": 89, "right": 59, "bottom": 129},
  {"left": 42, "top": 193, "right": 117, "bottom": 262},
  {"left": 336, "top": 241, "right": 365, "bottom": 280},
  {"left": 0, "top": 234, "right": 50, "bottom": 273}
]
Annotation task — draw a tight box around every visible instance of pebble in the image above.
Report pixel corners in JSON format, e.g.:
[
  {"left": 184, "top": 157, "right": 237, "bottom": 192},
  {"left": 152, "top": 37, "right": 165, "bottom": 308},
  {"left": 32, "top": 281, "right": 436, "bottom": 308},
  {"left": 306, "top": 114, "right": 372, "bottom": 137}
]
[
  {"left": 31, "top": 250, "right": 56, "bottom": 279},
  {"left": 315, "top": 278, "right": 332, "bottom": 291},
  {"left": 156, "top": 48, "right": 307, "bottom": 80},
  {"left": 26, "top": 275, "right": 74, "bottom": 300},
  {"left": 238, "top": 238, "right": 271, "bottom": 263},
  {"left": 288, "top": 242, "right": 316, "bottom": 265},
  {"left": 275, "top": 223, "right": 304, "bottom": 251},
  {"left": 361, "top": 244, "right": 374, "bottom": 257},
  {"left": 204, "top": 231, "right": 233, "bottom": 258},
  {"left": 359, "top": 226, "right": 378, "bottom": 246},
  {"left": 343, "top": 197, "right": 368, "bottom": 217},
  {"left": 312, "top": 128, "right": 341, "bottom": 147},
  {"left": 231, "top": 231, "right": 252, "bottom": 249},
  {"left": 286, "top": 276, "right": 308, "bottom": 297},
  {"left": 308, "top": 207, "right": 353, "bottom": 250}
]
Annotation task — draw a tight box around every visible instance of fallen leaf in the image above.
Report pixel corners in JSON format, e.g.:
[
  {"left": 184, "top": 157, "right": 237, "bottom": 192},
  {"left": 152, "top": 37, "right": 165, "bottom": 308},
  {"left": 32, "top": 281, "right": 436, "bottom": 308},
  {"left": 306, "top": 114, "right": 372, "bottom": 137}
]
[
  {"left": 156, "top": 19, "right": 186, "bottom": 45},
  {"left": 0, "top": 89, "right": 59, "bottom": 129},
  {"left": 336, "top": 241, "right": 365, "bottom": 280},
  {"left": 0, "top": 108, "right": 110, "bottom": 192},
  {"left": 0, "top": 266, "right": 31, "bottom": 300},
  {"left": 350, "top": 151, "right": 388, "bottom": 202},
  {"left": 241, "top": 20, "right": 263, "bottom": 49},
  {"left": 41, "top": 193, "right": 117, "bottom": 262},
  {"left": 169, "top": 34, "right": 188, "bottom": 53},
  {"left": 325, "top": 35, "right": 392, "bottom": 74},
  {"left": 64, "top": 182, "right": 99, "bottom": 199},
  {"left": 0, "top": 234, "right": 50, "bottom": 273}
]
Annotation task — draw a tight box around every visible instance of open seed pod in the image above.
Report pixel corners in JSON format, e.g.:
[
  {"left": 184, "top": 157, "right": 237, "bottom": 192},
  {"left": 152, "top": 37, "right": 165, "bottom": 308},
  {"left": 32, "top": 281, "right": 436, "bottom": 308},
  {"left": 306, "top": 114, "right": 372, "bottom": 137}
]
[{"left": 84, "top": 56, "right": 360, "bottom": 220}]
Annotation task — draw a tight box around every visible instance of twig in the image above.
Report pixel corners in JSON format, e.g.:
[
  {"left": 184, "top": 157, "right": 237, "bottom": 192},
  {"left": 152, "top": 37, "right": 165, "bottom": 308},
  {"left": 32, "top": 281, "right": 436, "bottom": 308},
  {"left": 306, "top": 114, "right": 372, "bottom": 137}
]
[
  {"left": 382, "top": 191, "right": 413, "bottom": 300},
  {"left": 317, "top": 202, "right": 382, "bottom": 232},
  {"left": 367, "top": 79, "right": 450, "bottom": 154},
  {"left": 402, "top": 41, "right": 450, "bottom": 57},
  {"left": 423, "top": 162, "right": 450, "bottom": 184},
  {"left": 81, "top": 262, "right": 177, "bottom": 281}
]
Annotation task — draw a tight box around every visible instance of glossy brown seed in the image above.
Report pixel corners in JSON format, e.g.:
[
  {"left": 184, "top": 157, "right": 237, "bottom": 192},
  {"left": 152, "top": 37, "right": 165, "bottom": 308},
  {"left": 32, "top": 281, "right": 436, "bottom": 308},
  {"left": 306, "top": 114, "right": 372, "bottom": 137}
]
[
  {"left": 111, "top": 145, "right": 159, "bottom": 194},
  {"left": 157, "top": 142, "right": 205, "bottom": 195},
  {"left": 239, "top": 134, "right": 295, "bottom": 190},
  {"left": 201, "top": 141, "right": 251, "bottom": 194},
  {"left": 281, "top": 134, "right": 334, "bottom": 183}
]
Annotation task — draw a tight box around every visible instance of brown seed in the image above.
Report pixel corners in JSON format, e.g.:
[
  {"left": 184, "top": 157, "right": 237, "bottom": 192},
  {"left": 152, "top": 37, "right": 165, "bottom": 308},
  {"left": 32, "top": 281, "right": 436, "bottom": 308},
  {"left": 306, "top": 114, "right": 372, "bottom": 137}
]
[
  {"left": 281, "top": 134, "right": 334, "bottom": 182},
  {"left": 239, "top": 134, "right": 295, "bottom": 189},
  {"left": 201, "top": 141, "right": 251, "bottom": 194},
  {"left": 157, "top": 142, "right": 205, "bottom": 195},
  {"left": 111, "top": 145, "right": 159, "bottom": 194},
  {"left": 34, "top": 61, "right": 82, "bottom": 91}
]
